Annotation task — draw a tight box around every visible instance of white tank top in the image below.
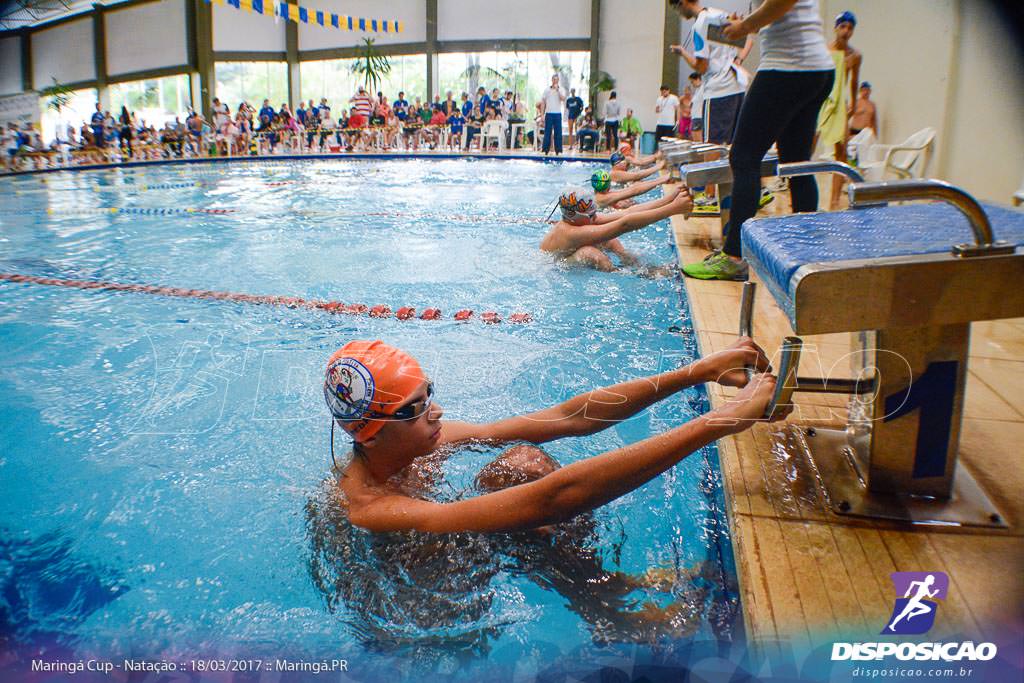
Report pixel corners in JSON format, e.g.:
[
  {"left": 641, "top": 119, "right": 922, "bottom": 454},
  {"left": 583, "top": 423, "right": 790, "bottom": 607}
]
[{"left": 757, "top": 0, "right": 834, "bottom": 72}]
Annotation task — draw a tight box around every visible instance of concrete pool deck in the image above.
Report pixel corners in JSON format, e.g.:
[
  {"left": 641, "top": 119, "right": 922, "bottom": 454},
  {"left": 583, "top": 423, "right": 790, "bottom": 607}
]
[{"left": 670, "top": 194, "right": 1024, "bottom": 651}]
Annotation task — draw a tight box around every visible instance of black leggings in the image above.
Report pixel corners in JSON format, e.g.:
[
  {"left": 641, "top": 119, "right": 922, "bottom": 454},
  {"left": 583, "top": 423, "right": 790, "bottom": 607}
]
[
  {"left": 604, "top": 121, "right": 619, "bottom": 150},
  {"left": 724, "top": 69, "right": 834, "bottom": 257}
]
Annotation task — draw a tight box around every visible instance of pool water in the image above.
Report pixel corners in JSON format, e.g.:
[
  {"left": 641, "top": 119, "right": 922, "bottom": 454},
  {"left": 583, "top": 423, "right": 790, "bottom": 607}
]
[{"left": 0, "top": 158, "right": 740, "bottom": 680}]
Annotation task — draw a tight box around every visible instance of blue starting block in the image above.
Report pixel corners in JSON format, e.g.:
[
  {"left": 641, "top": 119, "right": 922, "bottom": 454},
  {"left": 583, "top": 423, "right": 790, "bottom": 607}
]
[{"left": 739, "top": 179, "right": 1024, "bottom": 527}]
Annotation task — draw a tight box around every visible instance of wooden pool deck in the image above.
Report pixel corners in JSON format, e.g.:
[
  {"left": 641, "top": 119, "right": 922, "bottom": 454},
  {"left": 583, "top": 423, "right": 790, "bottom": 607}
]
[{"left": 670, "top": 194, "right": 1024, "bottom": 650}]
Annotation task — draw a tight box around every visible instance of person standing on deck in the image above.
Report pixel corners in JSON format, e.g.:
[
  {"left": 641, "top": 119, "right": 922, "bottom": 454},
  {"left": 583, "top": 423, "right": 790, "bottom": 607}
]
[
  {"left": 681, "top": 0, "right": 836, "bottom": 282},
  {"left": 541, "top": 75, "right": 567, "bottom": 156},
  {"left": 817, "top": 10, "right": 862, "bottom": 209}
]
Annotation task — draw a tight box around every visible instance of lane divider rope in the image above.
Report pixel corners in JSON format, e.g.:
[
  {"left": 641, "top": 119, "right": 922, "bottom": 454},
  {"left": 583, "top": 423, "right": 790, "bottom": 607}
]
[
  {"left": 0, "top": 272, "right": 532, "bottom": 324},
  {"left": 38, "top": 207, "right": 235, "bottom": 216}
]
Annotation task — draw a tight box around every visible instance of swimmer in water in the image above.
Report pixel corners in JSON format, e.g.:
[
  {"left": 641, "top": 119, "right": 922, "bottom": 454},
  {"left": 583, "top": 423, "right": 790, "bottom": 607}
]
[
  {"left": 591, "top": 168, "right": 672, "bottom": 209},
  {"left": 540, "top": 185, "right": 691, "bottom": 272},
  {"left": 616, "top": 142, "right": 661, "bottom": 168},
  {"left": 322, "top": 338, "right": 785, "bottom": 536},
  {"left": 609, "top": 151, "right": 667, "bottom": 185}
]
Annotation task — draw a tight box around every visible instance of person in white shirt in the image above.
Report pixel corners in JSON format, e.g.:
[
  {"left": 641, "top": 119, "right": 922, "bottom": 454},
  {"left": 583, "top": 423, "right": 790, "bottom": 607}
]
[
  {"left": 670, "top": 1, "right": 752, "bottom": 146},
  {"left": 678, "top": 0, "right": 836, "bottom": 282},
  {"left": 539, "top": 74, "right": 566, "bottom": 155},
  {"left": 603, "top": 91, "right": 622, "bottom": 152},
  {"left": 654, "top": 85, "right": 680, "bottom": 145},
  {"left": 670, "top": 0, "right": 754, "bottom": 209}
]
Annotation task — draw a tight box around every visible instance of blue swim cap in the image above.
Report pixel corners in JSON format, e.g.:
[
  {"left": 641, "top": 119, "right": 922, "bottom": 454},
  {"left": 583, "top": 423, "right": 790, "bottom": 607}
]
[
  {"left": 609, "top": 151, "right": 625, "bottom": 166},
  {"left": 835, "top": 11, "right": 856, "bottom": 27},
  {"left": 861, "top": 81, "right": 872, "bottom": 89}
]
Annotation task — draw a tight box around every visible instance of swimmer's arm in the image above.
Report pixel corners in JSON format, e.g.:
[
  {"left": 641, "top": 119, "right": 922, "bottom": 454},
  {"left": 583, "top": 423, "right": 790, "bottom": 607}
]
[
  {"left": 619, "top": 187, "right": 679, "bottom": 214},
  {"left": 354, "top": 410, "right": 740, "bottom": 534},
  {"left": 629, "top": 152, "right": 660, "bottom": 166},
  {"left": 570, "top": 193, "right": 689, "bottom": 247},
  {"left": 619, "top": 165, "right": 661, "bottom": 183},
  {"left": 600, "top": 178, "right": 666, "bottom": 206},
  {"left": 443, "top": 343, "right": 768, "bottom": 446}
]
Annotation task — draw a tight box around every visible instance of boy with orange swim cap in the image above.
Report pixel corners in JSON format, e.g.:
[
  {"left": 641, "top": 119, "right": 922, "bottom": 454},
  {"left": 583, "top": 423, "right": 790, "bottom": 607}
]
[
  {"left": 539, "top": 184, "right": 692, "bottom": 272},
  {"left": 323, "top": 339, "right": 787, "bottom": 534}
]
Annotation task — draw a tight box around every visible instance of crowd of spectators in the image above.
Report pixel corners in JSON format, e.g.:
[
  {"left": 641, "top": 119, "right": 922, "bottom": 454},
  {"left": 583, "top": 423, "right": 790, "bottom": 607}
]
[{"left": 3, "top": 80, "right": 655, "bottom": 172}]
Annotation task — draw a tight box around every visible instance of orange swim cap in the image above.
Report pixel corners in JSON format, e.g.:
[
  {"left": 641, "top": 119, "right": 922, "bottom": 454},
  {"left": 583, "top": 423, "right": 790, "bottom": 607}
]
[{"left": 323, "top": 340, "right": 427, "bottom": 442}]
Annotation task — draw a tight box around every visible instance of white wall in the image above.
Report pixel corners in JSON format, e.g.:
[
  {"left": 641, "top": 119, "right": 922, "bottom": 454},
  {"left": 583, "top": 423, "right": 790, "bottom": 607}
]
[
  {"left": 0, "top": 36, "right": 21, "bottom": 95},
  {"left": 213, "top": 3, "right": 285, "bottom": 52},
  {"left": 438, "top": 0, "right": 590, "bottom": 41},
  {"left": 599, "top": 0, "right": 664, "bottom": 130},
  {"left": 943, "top": 1, "right": 1024, "bottom": 203},
  {"left": 32, "top": 16, "right": 95, "bottom": 86},
  {"left": 105, "top": 0, "right": 189, "bottom": 76}
]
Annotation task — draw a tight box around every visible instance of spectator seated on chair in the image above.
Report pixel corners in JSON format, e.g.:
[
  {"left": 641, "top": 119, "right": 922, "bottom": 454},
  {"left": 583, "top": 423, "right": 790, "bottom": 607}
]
[{"left": 576, "top": 108, "right": 600, "bottom": 152}]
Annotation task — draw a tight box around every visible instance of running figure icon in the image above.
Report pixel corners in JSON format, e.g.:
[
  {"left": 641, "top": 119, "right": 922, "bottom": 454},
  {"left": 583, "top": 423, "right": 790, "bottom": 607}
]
[{"left": 888, "top": 574, "right": 940, "bottom": 632}]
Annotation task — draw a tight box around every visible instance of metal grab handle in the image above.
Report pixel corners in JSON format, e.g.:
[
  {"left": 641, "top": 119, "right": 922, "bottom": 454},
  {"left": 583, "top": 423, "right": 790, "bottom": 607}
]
[
  {"left": 848, "top": 179, "right": 1012, "bottom": 256},
  {"left": 779, "top": 160, "right": 865, "bottom": 183},
  {"left": 737, "top": 282, "right": 802, "bottom": 419},
  {"left": 768, "top": 338, "right": 802, "bottom": 421}
]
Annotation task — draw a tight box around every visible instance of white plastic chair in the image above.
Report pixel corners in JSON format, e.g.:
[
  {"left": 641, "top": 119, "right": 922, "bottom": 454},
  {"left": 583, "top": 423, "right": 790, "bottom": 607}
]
[
  {"left": 480, "top": 120, "right": 506, "bottom": 151},
  {"left": 846, "top": 127, "right": 876, "bottom": 167},
  {"left": 859, "top": 127, "right": 936, "bottom": 181},
  {"left": 1014, "top": 176, "right": 1024, "bottom": 207}
]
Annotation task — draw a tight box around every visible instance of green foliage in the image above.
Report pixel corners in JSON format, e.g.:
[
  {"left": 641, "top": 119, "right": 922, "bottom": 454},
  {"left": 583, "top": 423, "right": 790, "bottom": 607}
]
[
  {"left": 350, "top": 38, "right": 392, "bottom": 92},
  {"left": 39, "top": 78, "right": 74, "bottom": 113},
  {"left": 590, "top": 70, "right": 616, "bottom": 98}
]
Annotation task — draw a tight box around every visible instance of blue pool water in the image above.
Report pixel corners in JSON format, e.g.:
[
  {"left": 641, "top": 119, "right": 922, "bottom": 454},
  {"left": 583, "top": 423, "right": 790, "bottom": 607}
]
[{"left": 0, "top": 158, "right": 739, "bottom": 680}]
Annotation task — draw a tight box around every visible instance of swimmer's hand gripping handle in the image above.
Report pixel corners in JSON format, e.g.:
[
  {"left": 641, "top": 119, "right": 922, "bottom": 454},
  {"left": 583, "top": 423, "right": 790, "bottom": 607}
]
[{"left": 738, "top": 281, "right": 801, "bottom": 419}]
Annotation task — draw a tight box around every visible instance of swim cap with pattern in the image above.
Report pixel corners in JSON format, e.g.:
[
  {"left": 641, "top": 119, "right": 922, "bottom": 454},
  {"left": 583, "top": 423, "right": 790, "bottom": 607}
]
[
  {"left": 558, "top": 188, "right": 598, "bottom": 222},
  {"left": 323, "top": 340, "right": 427, "bottom": 442},
  {"left": 591, "top": 170, "right": 611, "bottom": 193}
]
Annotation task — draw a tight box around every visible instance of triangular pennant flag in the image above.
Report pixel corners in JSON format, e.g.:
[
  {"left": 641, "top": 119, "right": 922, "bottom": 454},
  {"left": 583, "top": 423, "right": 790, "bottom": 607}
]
[
  {"left": 298, "top": 5, "right": 308, "bottom": 22},
  {"left": 330, "top": 13, "right": 338, "bottom": 28},
  {"left": 252, "top": 0, "right": 263, "bottom": 14}
]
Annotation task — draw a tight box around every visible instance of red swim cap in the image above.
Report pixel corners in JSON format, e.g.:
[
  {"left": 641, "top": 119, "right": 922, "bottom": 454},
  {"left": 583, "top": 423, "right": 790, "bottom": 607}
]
[{"left": 323, "top": 340, "right": 427, "bottom": 442}]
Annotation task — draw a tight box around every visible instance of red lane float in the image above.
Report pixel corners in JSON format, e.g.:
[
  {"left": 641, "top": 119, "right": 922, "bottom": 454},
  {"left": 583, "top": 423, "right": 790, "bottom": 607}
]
[{"left": 0, "top": 273, "right": 531, "bottom": 324}]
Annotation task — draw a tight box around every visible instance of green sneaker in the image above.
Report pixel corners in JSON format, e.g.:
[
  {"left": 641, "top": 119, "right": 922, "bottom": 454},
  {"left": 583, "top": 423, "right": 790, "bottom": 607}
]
[
  {"left": 692, "top": 194, "right": 720, "bottom": 216},
  {"left": 682, "top": 251, "right": 749, "bottom": 281},
  {"left": 759, "top": 188, "right": 775, "bottom": 209}
]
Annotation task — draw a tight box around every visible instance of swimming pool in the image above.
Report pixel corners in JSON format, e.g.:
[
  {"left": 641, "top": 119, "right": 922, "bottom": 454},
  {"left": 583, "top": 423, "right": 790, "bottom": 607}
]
[{"left": 0, "top": 158, "right": 740, "bottom": 680}]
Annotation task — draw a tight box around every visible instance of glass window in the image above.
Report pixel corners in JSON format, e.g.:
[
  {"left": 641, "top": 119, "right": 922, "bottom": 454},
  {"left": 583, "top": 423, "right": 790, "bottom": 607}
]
[
  {"left": 215, "top": 62, "right": 288, "bottom": 113},
  {"left": 438, "top": 50, "right": 589, "bottom": 117},
  {"left": 108, "top": 74, "right": 191, "bottom": 129},
  {"left": 39, "top": 88, "right": 98, "bottom": 145},
  {"left": 299, "top": 54, "right": 426, "bottom": 116}
]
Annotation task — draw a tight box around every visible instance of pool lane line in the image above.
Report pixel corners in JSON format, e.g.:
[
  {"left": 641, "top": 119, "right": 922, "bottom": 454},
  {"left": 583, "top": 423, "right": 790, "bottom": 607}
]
[
  {"left": 0, "top": 272, "right": 532, "bottom": 325},
  {"left": 34, "top": 207, "right": 236, "bottom": 216},
  {"left": 7, "top": 206, "right": 544, "bottom": 224}
]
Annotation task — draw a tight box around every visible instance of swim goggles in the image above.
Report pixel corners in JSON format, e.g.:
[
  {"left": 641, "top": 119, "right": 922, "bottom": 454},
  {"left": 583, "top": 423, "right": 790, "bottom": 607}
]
[{"left": 324, "top": 380, "right": 434, "bottom": 422}]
